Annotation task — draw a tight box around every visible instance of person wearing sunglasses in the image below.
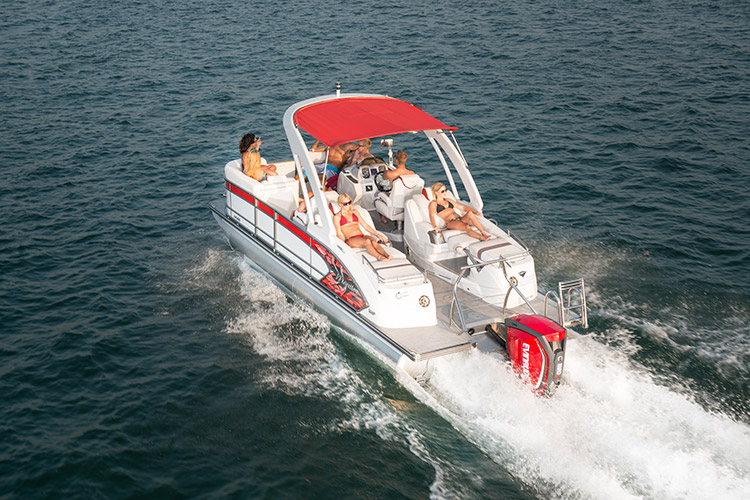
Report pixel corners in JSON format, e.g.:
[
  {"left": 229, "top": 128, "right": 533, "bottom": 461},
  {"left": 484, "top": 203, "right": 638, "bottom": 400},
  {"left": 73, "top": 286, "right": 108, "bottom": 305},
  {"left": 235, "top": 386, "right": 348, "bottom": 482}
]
[
  {"left": 333, "top": 194, "right": 392, "bottom": 261},
  {"left": 343, "top": 138, "right": 374, "bottom": 168},
  {"left": 429, "top": 182, "right": 490, "bottom": 241}
]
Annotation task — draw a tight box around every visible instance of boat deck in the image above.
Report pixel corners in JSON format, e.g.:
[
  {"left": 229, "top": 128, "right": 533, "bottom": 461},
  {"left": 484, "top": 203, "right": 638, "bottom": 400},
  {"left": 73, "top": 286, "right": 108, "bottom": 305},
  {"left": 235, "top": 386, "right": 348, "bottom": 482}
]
[{"left": 377, "top": 274, "right": 512, "bottom": 360}]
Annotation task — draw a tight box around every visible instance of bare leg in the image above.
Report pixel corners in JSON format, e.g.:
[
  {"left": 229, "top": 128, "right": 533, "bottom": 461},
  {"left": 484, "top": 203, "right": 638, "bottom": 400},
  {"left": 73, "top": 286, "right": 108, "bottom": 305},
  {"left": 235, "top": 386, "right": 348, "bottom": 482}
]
[
  {"left": 461, "top": 213, "right": 490, "bottom": 240},
  {"left": 366, "top": 236, "right": 392, "bottom": 261},
  {"left": 346, "top": 236, "right": 390, "bottom": 261},
  {"left": 446, "top": 219, "right": 485, "bottom": 241}
]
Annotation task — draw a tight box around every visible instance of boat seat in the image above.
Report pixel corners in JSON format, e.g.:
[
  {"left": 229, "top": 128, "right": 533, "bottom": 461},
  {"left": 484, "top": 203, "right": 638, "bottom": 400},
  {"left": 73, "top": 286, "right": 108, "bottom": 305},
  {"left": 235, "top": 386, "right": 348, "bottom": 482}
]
[
  {"left": 328, "top": 202, "right": 420, "bottom": 279},
  {"left": 328, "top": 201, "right": 377, "bottom": 237},
  {"left": 404, "top": 187, "right": 500, "bottom": 256},
  {"left": 373, "top": 174, "right": 424, "bottom": 222},
  {"left": 464, "top": 238, "right": 519, "bottom": 262},
  {"left": 408, "top": 187, "right": 467, "bottom": 235},
  {"left": 225, "top": 159, "right": 300, "bottom": 216},
  {"left": 360, "top": 253, "right": 424, "bottom": 283}
]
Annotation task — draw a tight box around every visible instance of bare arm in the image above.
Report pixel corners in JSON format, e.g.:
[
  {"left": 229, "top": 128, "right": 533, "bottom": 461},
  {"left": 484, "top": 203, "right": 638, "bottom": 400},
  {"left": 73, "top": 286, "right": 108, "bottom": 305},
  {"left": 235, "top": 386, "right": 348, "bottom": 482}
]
[
  {"left": 309, "top": 140, "right": 327, "bottom": 152},
  {"left": 261, "top": 164, "right": 278, "bottom": 176},
  {"left": 428, "top": 201, "right": 440, "bottom": 231},
  {"left": 455, "top": 200, "right": 482, "bottom": 216}
]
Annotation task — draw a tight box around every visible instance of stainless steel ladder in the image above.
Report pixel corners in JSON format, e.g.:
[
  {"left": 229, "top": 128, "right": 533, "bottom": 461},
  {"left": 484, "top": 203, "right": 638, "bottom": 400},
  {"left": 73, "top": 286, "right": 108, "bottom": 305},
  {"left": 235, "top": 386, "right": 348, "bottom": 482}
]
[{"left": 544, "top": 278, "right": 588, "bottom": 328}]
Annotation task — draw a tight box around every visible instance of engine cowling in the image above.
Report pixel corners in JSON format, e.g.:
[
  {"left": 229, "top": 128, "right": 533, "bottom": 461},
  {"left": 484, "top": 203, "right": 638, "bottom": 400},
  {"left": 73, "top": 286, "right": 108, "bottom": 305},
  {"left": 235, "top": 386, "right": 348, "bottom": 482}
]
[{"left": 505, "top": 314, "right": 566, "bottom": 395}]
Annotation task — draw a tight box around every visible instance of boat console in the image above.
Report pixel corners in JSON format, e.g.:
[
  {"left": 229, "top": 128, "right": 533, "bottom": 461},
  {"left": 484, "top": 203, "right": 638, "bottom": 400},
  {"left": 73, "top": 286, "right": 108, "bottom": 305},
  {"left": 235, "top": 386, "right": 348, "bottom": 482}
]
[{"left": 337, "top": 158, "right": 391, "bottom": 210}]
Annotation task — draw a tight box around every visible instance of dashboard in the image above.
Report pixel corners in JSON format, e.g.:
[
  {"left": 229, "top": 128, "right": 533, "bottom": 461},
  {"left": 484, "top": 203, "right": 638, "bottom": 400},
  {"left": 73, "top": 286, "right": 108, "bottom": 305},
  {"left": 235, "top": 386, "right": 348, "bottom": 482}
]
[{"left": 337, "top": 160, "right": 390, "bottom": 209}]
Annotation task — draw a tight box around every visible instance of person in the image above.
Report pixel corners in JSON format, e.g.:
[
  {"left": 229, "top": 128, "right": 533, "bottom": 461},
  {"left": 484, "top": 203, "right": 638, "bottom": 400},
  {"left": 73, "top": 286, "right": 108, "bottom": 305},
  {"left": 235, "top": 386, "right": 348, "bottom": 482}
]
[
  {"left": 309, "top": 140, "right": 357, "bottom": 190},
  {"left": 326, "top": 141, "right": 359, "bottom": 170},
  {"left": 239, "top": 133, "right": 277, "bottom": 182},
  {"left": 429, "top": 182, "right": 490, "bottom": 241},
  {"left": 383, "top": 150, "right": 415, "bottom": 187},
  {"left": 334, "top": 194, "right": 392, "bottom": 261},
  {"left": 344, "top": 139, "right": 374, "bottom": 168}
]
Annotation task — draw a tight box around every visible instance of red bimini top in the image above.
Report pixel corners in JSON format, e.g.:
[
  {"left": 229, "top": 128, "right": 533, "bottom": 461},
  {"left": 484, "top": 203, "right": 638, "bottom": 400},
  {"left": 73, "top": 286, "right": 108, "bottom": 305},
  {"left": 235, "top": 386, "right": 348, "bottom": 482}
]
[{"left": 293, "top": 96, "right": 457, "bottom": 146}]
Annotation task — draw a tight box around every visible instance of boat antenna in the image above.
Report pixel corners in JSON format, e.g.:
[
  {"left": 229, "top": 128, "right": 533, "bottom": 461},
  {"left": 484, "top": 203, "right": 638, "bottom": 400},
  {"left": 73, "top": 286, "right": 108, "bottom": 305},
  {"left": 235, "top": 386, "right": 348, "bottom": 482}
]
[{"left": 336, "top": 82, "right": 341, "bottom": 97}]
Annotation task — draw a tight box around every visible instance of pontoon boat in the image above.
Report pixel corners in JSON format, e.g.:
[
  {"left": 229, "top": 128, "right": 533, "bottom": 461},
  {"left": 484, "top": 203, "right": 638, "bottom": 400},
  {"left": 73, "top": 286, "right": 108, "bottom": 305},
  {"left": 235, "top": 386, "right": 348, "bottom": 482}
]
[{"left": 210, "top": 86, "right": 588, "bottom": 394}]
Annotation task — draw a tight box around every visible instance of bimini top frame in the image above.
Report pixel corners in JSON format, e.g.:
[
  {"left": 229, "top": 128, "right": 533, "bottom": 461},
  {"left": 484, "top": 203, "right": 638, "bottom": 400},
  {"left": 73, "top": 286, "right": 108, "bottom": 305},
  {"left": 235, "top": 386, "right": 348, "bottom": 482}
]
[{"left": 282, "top": 92, "right": 482, "bottom": 238}]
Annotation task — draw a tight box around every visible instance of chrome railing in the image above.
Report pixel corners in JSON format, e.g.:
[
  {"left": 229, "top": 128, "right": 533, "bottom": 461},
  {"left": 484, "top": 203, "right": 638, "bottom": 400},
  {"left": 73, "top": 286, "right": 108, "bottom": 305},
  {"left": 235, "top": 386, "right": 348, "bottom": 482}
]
[
  {"left": 544, "top": 278, "right": 588, "bottom": 328},
  {"left": 448, "top": 251, "right": 537, "bottom": 334}
]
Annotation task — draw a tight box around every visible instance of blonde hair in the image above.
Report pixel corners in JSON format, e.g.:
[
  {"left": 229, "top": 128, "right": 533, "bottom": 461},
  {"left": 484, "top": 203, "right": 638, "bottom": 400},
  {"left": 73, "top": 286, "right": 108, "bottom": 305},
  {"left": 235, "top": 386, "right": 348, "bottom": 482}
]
[
  {"left": 360, "top": 138, "right": 371, "bottom": 148},
  {"left": 431, "top": 182, "right": 446, "bottom": 197},
  {"left": 242, "top": 151, "right": 260, "bottom": 178},
  {"left": 337, "top": 193, "right": 352, "bottom": 206},
  {"left": 395, "top": 150, "right": 407, "bottom": 163},
  {"left": 243, "top": 151, "right": 264, "bottom": 181}
]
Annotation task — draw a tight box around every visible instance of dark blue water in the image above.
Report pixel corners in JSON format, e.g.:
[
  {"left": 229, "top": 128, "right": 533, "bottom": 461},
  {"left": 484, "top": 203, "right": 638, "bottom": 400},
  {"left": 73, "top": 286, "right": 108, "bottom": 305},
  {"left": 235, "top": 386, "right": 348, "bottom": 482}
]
[{"left": 2, "top": 1, "right": 749, "bottom": 498}]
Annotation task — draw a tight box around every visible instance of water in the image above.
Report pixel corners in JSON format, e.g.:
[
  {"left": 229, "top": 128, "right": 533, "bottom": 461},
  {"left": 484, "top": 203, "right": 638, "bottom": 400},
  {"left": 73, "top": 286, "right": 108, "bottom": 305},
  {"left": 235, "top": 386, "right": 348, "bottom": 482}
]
[{"left": 2, "top": 0, "right": 749, "bottom": 498}]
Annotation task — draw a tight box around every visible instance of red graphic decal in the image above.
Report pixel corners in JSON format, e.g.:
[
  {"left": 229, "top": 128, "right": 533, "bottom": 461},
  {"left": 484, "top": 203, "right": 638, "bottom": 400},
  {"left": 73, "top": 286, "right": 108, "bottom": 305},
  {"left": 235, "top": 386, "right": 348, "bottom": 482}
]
[
  {"left": 227, "top": 181, "right": 365, "bottom": 311},
  {"left": 314, "top": 242, "right": 365, "bottom": 310}
]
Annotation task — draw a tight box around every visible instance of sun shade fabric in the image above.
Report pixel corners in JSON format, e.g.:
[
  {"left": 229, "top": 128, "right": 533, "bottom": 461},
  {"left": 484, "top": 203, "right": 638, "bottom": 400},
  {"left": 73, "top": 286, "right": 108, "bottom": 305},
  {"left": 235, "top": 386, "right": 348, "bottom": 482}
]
[{"left": 294, "top": 96, "right": 457, "bottom": 146}]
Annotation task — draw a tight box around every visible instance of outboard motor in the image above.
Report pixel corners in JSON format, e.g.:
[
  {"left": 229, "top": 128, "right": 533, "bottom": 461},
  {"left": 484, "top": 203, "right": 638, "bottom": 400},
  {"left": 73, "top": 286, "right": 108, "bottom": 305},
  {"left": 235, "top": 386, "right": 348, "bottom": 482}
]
[{"left": 505, "top": 314, "right": 566, "bottom": 395}]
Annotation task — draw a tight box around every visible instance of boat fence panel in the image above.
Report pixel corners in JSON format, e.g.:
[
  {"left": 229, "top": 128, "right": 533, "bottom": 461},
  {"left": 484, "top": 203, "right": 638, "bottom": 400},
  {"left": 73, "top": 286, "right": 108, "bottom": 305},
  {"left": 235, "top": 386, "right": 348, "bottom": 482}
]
[
  {"left": 254, "top": 203, "right": 275, "bottom": 247},
  {"left": 223, "top": 177, "right": 368, "bottom": 312},
  {"left": 275, "top": 215, "right": 312, "bottom": 276}
]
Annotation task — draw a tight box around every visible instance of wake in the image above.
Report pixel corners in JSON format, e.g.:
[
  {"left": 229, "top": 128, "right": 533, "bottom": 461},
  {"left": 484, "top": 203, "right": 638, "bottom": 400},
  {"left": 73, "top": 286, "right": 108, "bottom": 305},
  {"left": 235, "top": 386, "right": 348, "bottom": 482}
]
[
  {"left": 415, "top": 335, "right": 750, "bottom": 500},
  {"left": 207, "top": 250, "right": 750, "bottom": 499}
]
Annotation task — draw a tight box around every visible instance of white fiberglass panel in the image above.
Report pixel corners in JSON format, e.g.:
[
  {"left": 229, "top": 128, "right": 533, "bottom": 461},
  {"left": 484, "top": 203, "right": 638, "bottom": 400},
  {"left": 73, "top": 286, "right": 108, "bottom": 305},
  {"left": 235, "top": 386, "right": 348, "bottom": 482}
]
[{"left": 255, "top": 209, "right": 275, "bottom": 247}]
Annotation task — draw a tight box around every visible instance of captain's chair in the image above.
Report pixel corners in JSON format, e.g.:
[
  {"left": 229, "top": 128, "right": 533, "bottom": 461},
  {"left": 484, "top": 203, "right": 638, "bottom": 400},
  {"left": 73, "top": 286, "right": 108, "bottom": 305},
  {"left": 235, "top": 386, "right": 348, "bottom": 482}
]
[{"left": 374, "top": 174, "right": 424, "bottom": 222}]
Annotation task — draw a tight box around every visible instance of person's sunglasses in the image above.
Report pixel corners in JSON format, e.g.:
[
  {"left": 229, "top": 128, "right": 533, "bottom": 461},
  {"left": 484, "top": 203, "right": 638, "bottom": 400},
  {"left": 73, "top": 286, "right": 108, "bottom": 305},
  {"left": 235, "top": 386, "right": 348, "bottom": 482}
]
[
  {"left": 341, "top": 201, "right": 352, "bottom": 206},
  {"left": 439, "top": 189, "right": 447, "bottom": 193}
]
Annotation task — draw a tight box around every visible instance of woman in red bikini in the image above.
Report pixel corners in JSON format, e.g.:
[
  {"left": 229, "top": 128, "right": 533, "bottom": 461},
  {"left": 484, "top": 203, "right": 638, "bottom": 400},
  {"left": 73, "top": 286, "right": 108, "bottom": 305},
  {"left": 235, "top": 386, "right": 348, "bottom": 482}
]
[
  {"left": 333, "top": 194, "right": 393, "bottom": 261},
  {"left": 429, "top": 182, "right": 490, "bottom": 241}
]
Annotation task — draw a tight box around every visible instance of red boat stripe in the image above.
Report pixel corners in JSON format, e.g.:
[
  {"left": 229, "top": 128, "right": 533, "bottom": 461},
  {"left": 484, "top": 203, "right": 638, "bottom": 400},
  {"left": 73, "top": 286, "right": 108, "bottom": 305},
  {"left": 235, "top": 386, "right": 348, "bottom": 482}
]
[
  {"left": 256, "top": 200, "right": 273, "bottom": 217},
  {"left": 226, "top": 181, "right": 311, "bottom": 245},
  {"left": 225, "top": 180, "right": 363, "bottom": 310},
  {"left": 227, "top": 182, "right": 255, "bottom": 205},
  {"left": 277, "top": 214, "right": 312, "bottom": 245}
]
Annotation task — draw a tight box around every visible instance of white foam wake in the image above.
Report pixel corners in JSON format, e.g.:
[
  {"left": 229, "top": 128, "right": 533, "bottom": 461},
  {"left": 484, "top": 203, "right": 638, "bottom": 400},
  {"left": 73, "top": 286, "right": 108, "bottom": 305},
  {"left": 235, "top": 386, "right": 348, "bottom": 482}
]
[
  {"left": 214, "top": 252, "right": 750, "bottom": 499},
  {"left": 221, "top": 256, "right": 458, "bottom": 499},
  {"left": 418, "top": 336, "right": 750, "bottom": 500}
]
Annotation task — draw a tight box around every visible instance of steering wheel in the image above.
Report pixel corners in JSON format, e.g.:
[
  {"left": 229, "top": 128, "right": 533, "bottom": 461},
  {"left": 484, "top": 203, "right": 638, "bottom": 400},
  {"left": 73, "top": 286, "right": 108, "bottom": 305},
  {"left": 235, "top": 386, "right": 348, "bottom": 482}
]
[{"left": 374, "top": 170, "right": 392, "bottom": 193}]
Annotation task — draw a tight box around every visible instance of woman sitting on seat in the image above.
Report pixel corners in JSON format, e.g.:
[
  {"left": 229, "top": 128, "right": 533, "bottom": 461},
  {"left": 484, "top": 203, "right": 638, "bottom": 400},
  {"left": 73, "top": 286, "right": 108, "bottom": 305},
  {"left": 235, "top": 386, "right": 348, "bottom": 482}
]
[
  {"left": 334, "top": 194, "right": 392, "bottom": 261},
  {"left": 429, "top": 182, "right": 490, "bottom": 241},
  {"left": 240, "top": 133, "right": 277, "bottom": 182}
]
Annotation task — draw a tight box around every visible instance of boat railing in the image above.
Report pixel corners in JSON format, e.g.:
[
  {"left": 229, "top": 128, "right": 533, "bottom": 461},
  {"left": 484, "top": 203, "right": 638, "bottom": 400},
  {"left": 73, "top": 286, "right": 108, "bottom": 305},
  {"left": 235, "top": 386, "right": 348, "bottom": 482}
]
[
  {"left": 544, "top": 278, "right": 588, "bottom": 328},
  {"left": 448, "top": 251, "right": 538, "bottom": 334},
  {"left": 226, "top": 196, "right": 315, "bottom": 277},
  {"left": 507, "top": 228, "right": 530, "bottom": 251}
]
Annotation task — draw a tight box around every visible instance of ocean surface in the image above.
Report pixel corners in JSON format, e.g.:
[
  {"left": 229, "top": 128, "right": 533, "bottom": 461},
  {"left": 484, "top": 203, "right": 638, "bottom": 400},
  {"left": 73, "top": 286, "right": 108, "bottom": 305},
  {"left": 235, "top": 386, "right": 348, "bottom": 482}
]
[{"left": 2, "top": 1, "right": 749, "bottom": 498}]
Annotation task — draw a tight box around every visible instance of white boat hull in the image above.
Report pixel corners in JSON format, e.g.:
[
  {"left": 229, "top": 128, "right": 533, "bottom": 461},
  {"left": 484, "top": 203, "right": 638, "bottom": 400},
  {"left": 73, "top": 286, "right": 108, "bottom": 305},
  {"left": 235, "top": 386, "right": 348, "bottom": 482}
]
[{"left": 211, "top": 199, "right": 433, "bottom": 379}]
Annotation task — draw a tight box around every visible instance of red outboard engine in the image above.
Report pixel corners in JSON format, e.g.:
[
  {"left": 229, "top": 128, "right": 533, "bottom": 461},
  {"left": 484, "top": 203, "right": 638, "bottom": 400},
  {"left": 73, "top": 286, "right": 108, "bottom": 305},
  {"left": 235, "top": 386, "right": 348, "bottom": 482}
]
[{"left": 505, "top": 314, "right": 567, "bottom": 395}]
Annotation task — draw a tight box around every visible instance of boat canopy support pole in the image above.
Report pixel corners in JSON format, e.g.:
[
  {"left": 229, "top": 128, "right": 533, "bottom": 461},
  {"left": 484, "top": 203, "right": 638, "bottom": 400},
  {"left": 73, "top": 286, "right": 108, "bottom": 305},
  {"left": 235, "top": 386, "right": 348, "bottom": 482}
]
[
  {"left": 425, "top": 130, "right": 483, "bottom": 211},
  {"left": 427, "top": 135, "right": 460, "bottom": 198},
  {"left": 293, "top": 154, "right": 312, "bottom": 229}
]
